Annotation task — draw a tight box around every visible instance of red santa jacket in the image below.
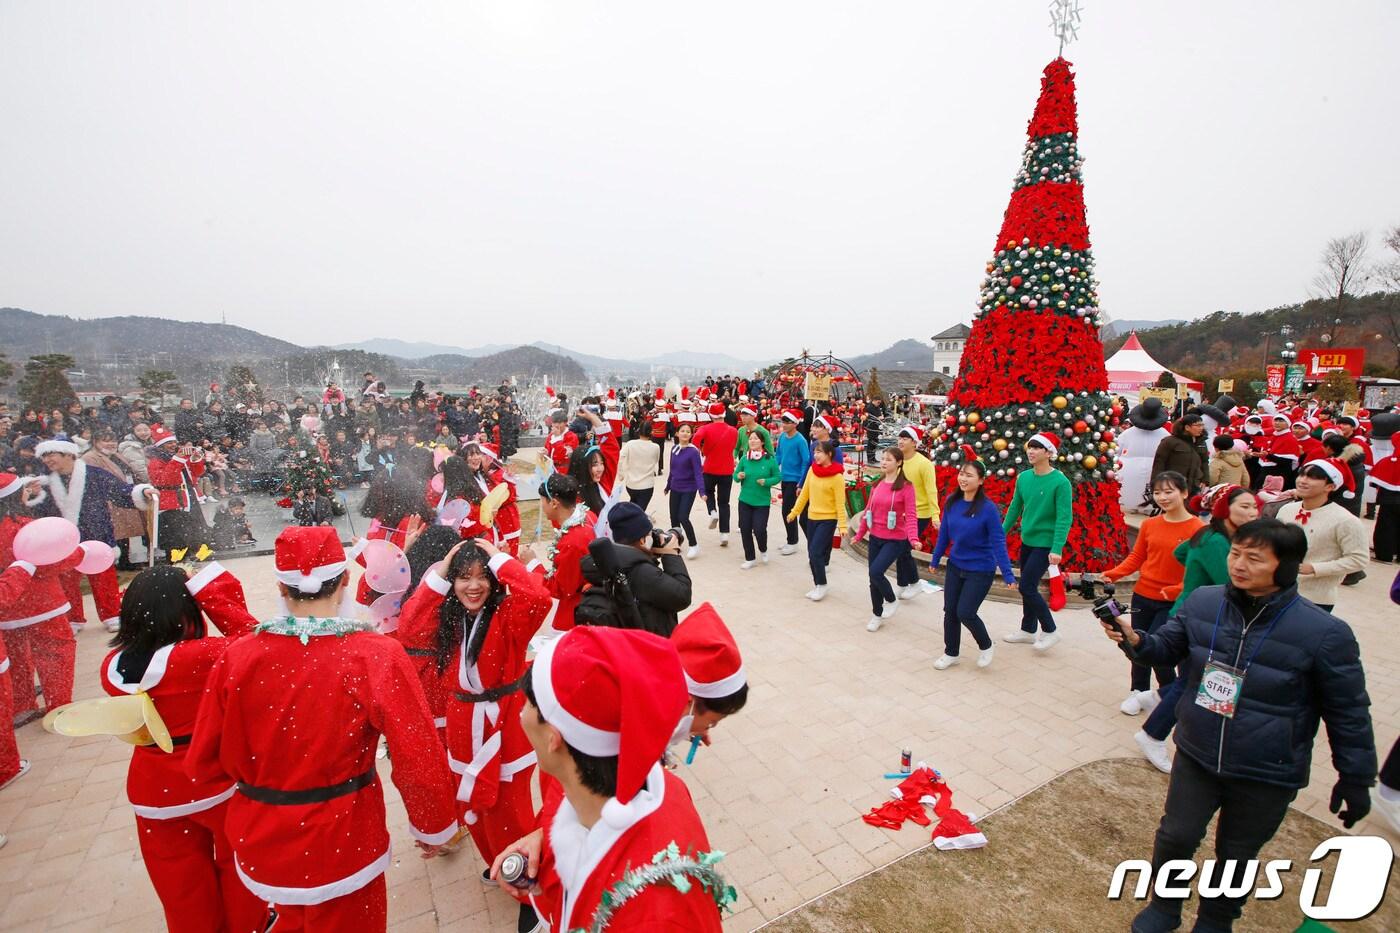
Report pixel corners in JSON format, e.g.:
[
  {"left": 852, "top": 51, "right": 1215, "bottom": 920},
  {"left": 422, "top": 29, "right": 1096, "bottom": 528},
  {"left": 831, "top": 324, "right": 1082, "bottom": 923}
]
[
  {"left": 0, "top": 516, "right": 81, "bottom": 630},
  {"left": 1258, "top": 431, "right": 1301, "bottom": 469},
  {"left": 1298, "top": 436, "right": 1327, "bottom": 464},
  {"left": 487, "top": 467, "right": 523, "bottom": 549},
  {"left": 545, "top": 509, "right": 597, "bottom": 632},
  {"left": 693, "top": 422, "right": 738, "bottom": 476},
  {"left": 544, "top": 430, "right": 578, "bottom": 476},
  {"left": 396, "top": 553, "right": 550, "bottom": 818},
  {"left": 530, "top": 765, "right": 725, "bottom": 932},
  {"left": 593, "top": 422, "right": 621, "bottom": 497},
  {"left": 186, "top": 622, "right": 457, "bottom": 905},
  {"left": 101, "top": 563, "right": 255, "bottom": 818},
  {"left": 147, "top": 450, "right": 206, "bottom": 512}
]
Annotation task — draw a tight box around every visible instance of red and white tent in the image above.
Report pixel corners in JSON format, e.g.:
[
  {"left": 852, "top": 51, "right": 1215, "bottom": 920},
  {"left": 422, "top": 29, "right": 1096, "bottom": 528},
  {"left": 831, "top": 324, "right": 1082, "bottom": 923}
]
[{"left": 1104, "top": 332, "right": 1202, "bottom": 397}]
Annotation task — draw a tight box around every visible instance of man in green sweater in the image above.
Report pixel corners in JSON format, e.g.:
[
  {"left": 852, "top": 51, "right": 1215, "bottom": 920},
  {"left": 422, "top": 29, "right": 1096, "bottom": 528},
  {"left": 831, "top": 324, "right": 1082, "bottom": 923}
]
[
  {"left": 733, "top": 405, "right": 774, "bottom": 458},
  {"left": 1002, "top": 431, "right": 1073, "bottom": 651}
]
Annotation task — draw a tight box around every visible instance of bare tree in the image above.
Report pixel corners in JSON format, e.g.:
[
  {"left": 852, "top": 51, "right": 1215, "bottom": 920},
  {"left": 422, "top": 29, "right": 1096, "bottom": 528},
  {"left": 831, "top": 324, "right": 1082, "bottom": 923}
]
[
  {"left": 1375, "top": 225, "right": 1400, "bottom": 366},
  {"left": 1310, "top": 232, "right": 1373, "bottom": 340}
]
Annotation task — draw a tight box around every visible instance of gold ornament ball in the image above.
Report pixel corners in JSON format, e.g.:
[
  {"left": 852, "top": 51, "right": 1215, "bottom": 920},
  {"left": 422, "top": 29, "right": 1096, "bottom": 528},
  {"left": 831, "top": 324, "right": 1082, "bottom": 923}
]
[
  {"left": 1082, "top": 455, "right": 1097, "bottom": 470},
  {"left": 966, "top": 411, "right": 981, "bottom": 424},
  {"left": 992, "top": 438, "right": 1007, "bottom": 451},
  {"left": 1052, "top": 396, "right": 1068, "bottom": 409}
]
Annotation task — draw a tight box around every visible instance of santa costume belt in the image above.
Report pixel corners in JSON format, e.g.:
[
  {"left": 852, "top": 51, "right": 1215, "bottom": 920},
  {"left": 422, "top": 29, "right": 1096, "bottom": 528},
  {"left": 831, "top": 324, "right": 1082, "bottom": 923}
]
[
  {"left": 237, "top": 766, "right": 376, "bottom": 805},
  {"left": 454, "top": 676, "right": 522, "bottom": 705}
]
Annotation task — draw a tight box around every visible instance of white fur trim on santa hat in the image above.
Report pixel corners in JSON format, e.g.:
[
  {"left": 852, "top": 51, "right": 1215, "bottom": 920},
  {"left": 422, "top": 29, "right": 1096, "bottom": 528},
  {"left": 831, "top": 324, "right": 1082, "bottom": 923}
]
[
  {"left": 898, "top": 425, "right": 922, "bottom": 442},
  {"left": 273, "top": 560, "right": 348, "bottom": 594},
  {"left": 684, "top": 665, "right": 747, "bottom": 700},
  {"left": 531, "top": 636, "right": 621, "bottom": 757},
  {"left": 813, "top": 415, "right": 834, "bottom": 432},
  {"left": 35, "top": 439, "right": 81, "bottom": 457},
  {"left": 1027, "top": 432, "right": 1059, "bottom": 452},
  {"left": 0, "top": 475, "right": 27, "bottom": 498}
]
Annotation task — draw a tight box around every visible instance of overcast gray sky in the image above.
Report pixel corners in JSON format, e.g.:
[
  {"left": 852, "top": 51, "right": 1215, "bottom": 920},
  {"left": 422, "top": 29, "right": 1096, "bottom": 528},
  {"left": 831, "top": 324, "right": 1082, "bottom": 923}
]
[{"left": 2, "top": 1, "right": 1397, "bottom": 361}]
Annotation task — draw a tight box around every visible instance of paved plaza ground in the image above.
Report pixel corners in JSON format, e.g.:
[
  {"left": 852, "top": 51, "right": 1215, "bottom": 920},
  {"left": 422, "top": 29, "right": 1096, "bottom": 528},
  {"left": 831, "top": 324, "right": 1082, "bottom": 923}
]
[{"left": 1, "top": 482, "right": 1396, "bottom": 931}]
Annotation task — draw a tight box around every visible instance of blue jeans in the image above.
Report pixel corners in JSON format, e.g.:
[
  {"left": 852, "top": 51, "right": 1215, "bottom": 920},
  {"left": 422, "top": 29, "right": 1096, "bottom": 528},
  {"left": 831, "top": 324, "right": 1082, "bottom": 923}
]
[
  {"left": 1017, "top": 545, "right": 1057, "bottom": 634},
  {"left": 1144, "top": 678, "right": 1185, "bottom": 741},
  {"left": 806, "top": 519, "right": 836, "bottom": 585},
  {"left": 1130, "top": 594, "right": 1178, "bottom": 693},
  {"left": 866, "top": 536, "right": 909, "bottom": 615},
  {"left": 669, "top": 490, "right": 698, "bottom": 546},
  {"left": 895, "top": 517, "right": 930, "bottom": 586},
  {"left": 942, "top": 564, "right": 994, "bottom": 656}
]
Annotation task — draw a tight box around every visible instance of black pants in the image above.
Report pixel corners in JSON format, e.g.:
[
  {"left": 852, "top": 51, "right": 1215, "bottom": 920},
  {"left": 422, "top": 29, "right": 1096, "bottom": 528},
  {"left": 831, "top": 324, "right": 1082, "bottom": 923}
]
[
  {"left": 651, "top": 436, "right": 667, "bottom": 473},
  {"left": 895, "top": 517, "right": 930, "bottom": 587},
  {"left": 866, "top": 537, "right": 908, "bottom": 615},
  {"left": 806, "top": 519, "right": 836, "bottom": 585},
  {"left": 158, "top": 508, "right": 207, "bottom": 562},
  {"left": 1130, "top": 593, "right": 1178, "bottom": 693},
  {"left": 668, "top": 490, "right": 698, "bottom": 546},
  {"left": 703, "top": 473, "right": 733, "bottom": 533},
  {"left": 1374, "top": 501, "right": 1399, "bottom": 562},
  {"left": 942, "top": 564, "right": 994, "bottom": 656},
  {"left": 1017, "top": 545, "right": 1057, "bottom": 634},
  {"left": 737, "top": 502, "right": 769, "bottom": 560},
  {"left": 781, "top": 481, "right": 802, "bottom": 545},
  {"left": 628, "top": 486, "right": 654, "bottom": 511},
  {"left": 1149, "top": 751, "right": 1296, "bottom": 927},
  {"left": 1381, "top": 736, "right": 1400, "bottom": 789}
]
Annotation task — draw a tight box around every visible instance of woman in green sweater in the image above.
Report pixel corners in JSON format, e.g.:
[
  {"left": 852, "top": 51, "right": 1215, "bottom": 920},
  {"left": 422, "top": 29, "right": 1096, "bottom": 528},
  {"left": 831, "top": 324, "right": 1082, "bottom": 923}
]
[
  {"left": 1134, "top": 483, "right": 1260, "bottom": 773},
  {"left": 1001, "top": 433, "right": 1074, "bottom": 652},
  {"left": 733, "top": 431, "right": 781, "bottom": 569}
]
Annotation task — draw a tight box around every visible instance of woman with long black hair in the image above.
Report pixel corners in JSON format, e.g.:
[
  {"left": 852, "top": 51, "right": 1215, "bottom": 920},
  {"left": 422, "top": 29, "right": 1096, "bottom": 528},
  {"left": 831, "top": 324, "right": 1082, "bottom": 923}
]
[
  {"left": 567, "top": 443, "right": 609, "bottom": 517},
  {"left": 99, "top": 563, "right": 269, "bottom": 932},
  {"left": 929, "top": 447, "right": 1016, "bottom": 670},
  {"left": 396, "top": 536, "right": 550, "bottom": 931},
  {"left": 355, "top": 470, "right": 434, "bottom": 606},
  {"left": 460, "top": 442, "right": 522, "bottom": 554}
]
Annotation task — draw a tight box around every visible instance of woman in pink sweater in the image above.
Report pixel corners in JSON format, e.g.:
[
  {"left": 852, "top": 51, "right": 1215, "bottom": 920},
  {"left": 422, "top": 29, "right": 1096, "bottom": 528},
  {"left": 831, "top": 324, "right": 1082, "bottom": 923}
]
[{"left": 853, "top": 447, "right": 919, "bottom": 632}]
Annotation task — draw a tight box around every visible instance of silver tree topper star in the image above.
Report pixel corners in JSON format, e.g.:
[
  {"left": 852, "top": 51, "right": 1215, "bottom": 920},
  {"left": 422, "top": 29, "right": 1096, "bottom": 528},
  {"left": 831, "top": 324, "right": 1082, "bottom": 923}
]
[{"left": 1049, "top": 0, "right": 1083, "bottom": 55}]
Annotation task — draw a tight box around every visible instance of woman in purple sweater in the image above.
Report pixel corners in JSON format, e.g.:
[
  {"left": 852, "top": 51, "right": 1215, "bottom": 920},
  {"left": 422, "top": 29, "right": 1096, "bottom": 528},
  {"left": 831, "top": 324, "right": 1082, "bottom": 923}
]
[
  {"left": 853, "top": 447, "right": 919, "bottom": 632},
  {"left": 664, "top": 422, "right": 708, "bottom": 558}
]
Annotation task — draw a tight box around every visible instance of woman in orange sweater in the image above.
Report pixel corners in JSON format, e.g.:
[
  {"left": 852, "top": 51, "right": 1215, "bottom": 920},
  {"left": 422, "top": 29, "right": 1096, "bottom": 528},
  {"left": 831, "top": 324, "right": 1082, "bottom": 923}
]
[{"left": 1101, "top": 470, "right": 1203, "bottom": 717}]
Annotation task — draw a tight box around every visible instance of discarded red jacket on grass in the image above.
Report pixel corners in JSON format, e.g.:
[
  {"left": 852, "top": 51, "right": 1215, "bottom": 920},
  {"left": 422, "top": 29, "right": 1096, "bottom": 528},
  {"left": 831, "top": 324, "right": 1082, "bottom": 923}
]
[{"left": 861, "top": 766, "right": 988, "bottom": 850}]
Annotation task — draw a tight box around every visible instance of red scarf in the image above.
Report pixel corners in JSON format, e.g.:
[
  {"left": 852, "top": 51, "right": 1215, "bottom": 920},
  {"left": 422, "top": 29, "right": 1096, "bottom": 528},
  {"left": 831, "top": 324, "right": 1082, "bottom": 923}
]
[{"left": 812, "top": 462, "right": 843, "bottom": 478}]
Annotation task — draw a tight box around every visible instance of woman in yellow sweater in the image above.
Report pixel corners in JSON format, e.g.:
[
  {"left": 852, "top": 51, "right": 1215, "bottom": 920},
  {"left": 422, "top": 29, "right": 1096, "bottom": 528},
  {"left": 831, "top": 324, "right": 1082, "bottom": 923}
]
[{"left": 786, "top": 440, "right": 848, "bottom": 602}]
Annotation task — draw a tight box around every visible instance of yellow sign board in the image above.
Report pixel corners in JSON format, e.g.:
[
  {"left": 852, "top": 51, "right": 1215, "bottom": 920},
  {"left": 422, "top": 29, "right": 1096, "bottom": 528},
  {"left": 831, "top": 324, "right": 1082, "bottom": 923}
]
[
  {"left": 1138, "top": 387, "right": 1177, "bottom": 407},
  {"left": 1217, "top": 379, "right": 1234, "bottom": 393},
  {"left": 804, "top": 373, "right": 832, "bottom": 401}
]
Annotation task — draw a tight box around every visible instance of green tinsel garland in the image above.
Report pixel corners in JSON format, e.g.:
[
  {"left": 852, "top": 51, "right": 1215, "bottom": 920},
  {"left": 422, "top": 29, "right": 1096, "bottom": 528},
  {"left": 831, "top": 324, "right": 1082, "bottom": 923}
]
[
  {"left": 255, "top": 615, "right": 377, "bottom": 645},
  {"left": 574, "top": 842, "right": 737, "bottom": 932}
]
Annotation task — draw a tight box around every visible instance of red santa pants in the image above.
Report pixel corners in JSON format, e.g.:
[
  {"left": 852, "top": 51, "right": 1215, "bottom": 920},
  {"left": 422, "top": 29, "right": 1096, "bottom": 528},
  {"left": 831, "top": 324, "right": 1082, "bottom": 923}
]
[
  {"left": 1, "top": 619, "right": 76, "bottom": 713},
  {"left": 136, "top": 802, "right": 269, "bottom": 933},
  {"left": 268, "top": 875, "right": 387, "bottom": 932},
  {"left": 0, "top": 670, "right": 21, "bottom": 783},
  {"left": 60, "top": 566, "right": 123, "bottom": 627},
  {"left": 462, "top": 765, "right": 538, "bottom": 866}
]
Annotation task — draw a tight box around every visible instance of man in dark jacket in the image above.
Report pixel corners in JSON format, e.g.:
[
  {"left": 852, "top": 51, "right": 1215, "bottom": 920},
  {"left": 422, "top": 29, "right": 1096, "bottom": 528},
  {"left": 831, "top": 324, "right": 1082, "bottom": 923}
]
[
  {"left": 583, "top": 502, "right": 693, "bottom": 636},
  {"left": 1101, "top": 518, "right": 1375, "bottom": 932},
  {"left": 1151, "top": 413, "right": 1209, "bottom": 492}
]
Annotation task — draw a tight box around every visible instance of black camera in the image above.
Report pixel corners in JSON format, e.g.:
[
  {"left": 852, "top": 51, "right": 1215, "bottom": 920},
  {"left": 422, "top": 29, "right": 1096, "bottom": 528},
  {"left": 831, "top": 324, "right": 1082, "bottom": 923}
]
[
  {"left": 1082, "top": 578, "right": 1125, "bottom": 623},
  {"left": 649, "top": 527, "right": 681, "bottom": 550}
]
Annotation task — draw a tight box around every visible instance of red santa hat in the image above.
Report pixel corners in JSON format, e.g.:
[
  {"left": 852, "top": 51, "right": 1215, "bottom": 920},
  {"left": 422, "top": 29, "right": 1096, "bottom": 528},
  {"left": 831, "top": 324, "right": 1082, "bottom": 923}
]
[
  {"left": 897, "top": 424, "right": 922, "bottom": 443},
  {"left": 781, "top": 409, "right": 802, "bottom": 424},
  {"left": 274, "top": 526, "right": 349, "bottom": 594},
  {"left": 150, "top": 423, "right": 178, "bottom": 446},
  {"left": 1306, "top": 457, "right": 1356, "bottom": 498},
  {"left": 738, "top": 405, "right": 757, "bottom": 418},
  {"left": 696, "top": 387, "right": 710, "bottom": 401},
  {"left": 469, "top": 441, "right": 501, "bottom": 463},
  {"left": 708, "top": 402, "right": 726, "bottom": 417},
  {"left": 531, "top": 626, "right": 688, "bottom": 805},
  {"left": 654, "top": 387, "right": 665, "bottom": 401},
  {"left": 607, "top": 388, "right": 616, "bottom": 401},
  {"left": 1336, "top": 415, "right": 1360, "bottom": 429},
  {"left": 680, "top": 385, "right": 691, "bottom": 401},
  {"left": 1230, "top": 405, "right": 1250, "bottom": 419},
  {"left": 672, "top": 603, "right": 745, "bottom": 699},
  {"left": 0, "top": 472, "right": 28, "bottom": 499},
  {"left": 812, "top": 414, "right": 834, "bottom": 433},
  {"left": 1027, "top": 431, "right": 1061, "bottom": 453},
  {"left": 34, "top": 439, "right": 81, "bottom": 457}
]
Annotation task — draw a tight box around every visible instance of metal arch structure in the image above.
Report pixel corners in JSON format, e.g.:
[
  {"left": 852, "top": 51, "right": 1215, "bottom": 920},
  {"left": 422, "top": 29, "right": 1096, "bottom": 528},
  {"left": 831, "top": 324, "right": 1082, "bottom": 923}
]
[{"left": 771, "top": 351, "right": 864, "bottom": 405}]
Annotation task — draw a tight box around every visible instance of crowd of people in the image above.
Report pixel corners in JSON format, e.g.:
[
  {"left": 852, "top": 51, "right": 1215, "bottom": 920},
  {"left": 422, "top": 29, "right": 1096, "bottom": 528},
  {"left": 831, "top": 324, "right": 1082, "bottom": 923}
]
[{"left": 0, "top": 368, "right": 1397, "bottom": 931}]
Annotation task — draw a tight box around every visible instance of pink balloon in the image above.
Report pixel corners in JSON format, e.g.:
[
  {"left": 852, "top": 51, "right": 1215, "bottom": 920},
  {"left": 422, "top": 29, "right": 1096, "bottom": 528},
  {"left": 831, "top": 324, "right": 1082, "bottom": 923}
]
[
  {"left": 76, "top": 541, "right": 116, "bottom": 575},
  {"left": 361, "top": 539, "right": 411, "bottom": 595},
  {"left": 13, "top": 517, "right": 81, "bottom": 566},
  {"left": 429, "top": 473, "right": 444, "bottom": 498},
  {"left": 438, "top": 499, "right": 471, "bottom": 530},
  {"left": 369, "top": 592, "right": 404, "bottom": 633},
  {"left": 433, "top": 447, "right": 451, "bottom": 469}
]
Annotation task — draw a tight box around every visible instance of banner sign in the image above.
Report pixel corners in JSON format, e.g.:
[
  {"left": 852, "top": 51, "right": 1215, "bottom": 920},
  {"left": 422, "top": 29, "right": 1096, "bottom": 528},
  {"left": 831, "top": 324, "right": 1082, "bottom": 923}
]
[
  {"left": 1138, "top": 386, "right": 1177, "bottom": 406},
  {"left": 1266, "top": 365, "right": 1285, "bottom": 396},
  {"left": 1284, "top": 364, "right": 1305, "bottom": 394},
  {"left": 1298, "top": 348, "right": 1365, "bottom": 380}
]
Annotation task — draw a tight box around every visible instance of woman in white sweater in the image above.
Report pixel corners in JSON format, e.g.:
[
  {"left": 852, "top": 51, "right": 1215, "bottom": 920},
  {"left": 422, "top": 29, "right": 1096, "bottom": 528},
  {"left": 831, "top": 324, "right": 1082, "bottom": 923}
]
[
  {"left": 619, "top": 425, "right": 662, "bottom": 510},
  {"left": 1276, "top": 459, "right": 1368, "bottom": 612}
]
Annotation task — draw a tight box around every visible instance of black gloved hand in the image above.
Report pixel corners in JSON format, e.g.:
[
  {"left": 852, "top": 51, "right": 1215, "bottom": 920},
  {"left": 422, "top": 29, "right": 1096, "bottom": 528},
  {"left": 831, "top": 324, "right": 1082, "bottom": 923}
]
[{"left": 1329, "top": 780, "right": 1372, "bottom": 829}]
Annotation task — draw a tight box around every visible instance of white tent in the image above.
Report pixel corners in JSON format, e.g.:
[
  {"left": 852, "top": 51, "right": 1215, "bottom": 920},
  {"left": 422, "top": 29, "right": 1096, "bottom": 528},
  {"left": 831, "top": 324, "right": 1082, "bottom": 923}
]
[{"left": 1104, "top": 332, "right": 1202, "bottom": 400}]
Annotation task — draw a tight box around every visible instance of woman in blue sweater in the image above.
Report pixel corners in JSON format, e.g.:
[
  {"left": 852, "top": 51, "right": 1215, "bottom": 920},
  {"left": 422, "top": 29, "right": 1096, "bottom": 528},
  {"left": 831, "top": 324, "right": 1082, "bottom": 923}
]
[
  {"left": 664, "top": 422, "right": 708, "bottom": 558},
  {"left": 930, "top": 446, "right": 1016, "bottom": 670}
]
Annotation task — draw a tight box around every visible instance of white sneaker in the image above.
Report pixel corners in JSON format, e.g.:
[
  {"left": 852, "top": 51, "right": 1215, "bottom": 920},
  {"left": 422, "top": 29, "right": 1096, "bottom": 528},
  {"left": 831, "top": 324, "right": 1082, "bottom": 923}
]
[
  {"left": 1120, "top": 693, "right": 1143, "bottom": 716},
  {"left": 719, "top": 534, "right": 729, "bottom": 547},
  {"left": 897, "top": 584, "right": 920, "bottom": 600},
  {"left": 708, "top": 515, "right": 719, "bottom": 529},
  {"left": 806, "top": 585, "right": 828, "bottom": 602},
  {"left": 0, "top": 759, "right": 31, "bottom": 793},
  {"left": 1136, "top": 689, "right": 1161, "bottom": 715},
  {"left": 866, "top": 615, "right": 884, "bottom": 632},
  {"left": 933, "top": 654, "right": 961, "bottom": 670},
  {"left": 1003, "top": 631, "right": 1036, "bottom": 644},
  {"left": 1033, "top": 631, "right": 1061, "bottom": 652},
  {"left": 1134, "top": 730, "right": 1172, "bottom": 773},
  {"left": 780, "top": 544, "right": 797, "bottom": 556},
  {"left": 761, "top": 552, "right": 770, "bottom": 564},
  {"left": 739, "top": 560, "right": 756, "bottom": 570},
  {"left": 977, "top": 646, "right": 995, "bottom": 668},
  {"left": 880, "top": 601, "right": 898, "bottom": 620},
  {"left": 1373, "top": 787, "right": 1400, "bottom": 835},
  {"left": 686, "top": 545, "right": 701, "bottom": 559}
]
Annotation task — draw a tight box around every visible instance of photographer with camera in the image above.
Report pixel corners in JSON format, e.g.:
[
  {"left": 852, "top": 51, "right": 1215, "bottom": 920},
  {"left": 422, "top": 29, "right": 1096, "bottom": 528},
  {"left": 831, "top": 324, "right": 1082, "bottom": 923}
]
[
  {"left": 580, "top": 502, "right": 692, "bottom": 636},
  {"left": 1098, "top": 517, "right": 1375, "bottom": 933}
]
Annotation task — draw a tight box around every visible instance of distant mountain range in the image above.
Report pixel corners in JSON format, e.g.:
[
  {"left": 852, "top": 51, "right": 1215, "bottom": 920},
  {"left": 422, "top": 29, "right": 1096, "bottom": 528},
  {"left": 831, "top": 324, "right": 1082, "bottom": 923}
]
[
  {"left": 331, "top": 337, "right": 514, "bottom": 358},
  {"left": 1100, "top": 318, "right": 1184, "bottom": 339},
  {"left": 0, "top": 307, "right": 303, "bottom": 360},
  {"left": 845, "top": 339, "right": 935, "bottom": 373}
]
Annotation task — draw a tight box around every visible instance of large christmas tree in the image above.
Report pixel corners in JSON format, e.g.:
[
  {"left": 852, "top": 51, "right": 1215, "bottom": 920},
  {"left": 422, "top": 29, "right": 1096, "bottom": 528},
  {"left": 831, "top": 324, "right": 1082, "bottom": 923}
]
[{"left": 930, "top": 58, "right": 1128, "bottom": 571}]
